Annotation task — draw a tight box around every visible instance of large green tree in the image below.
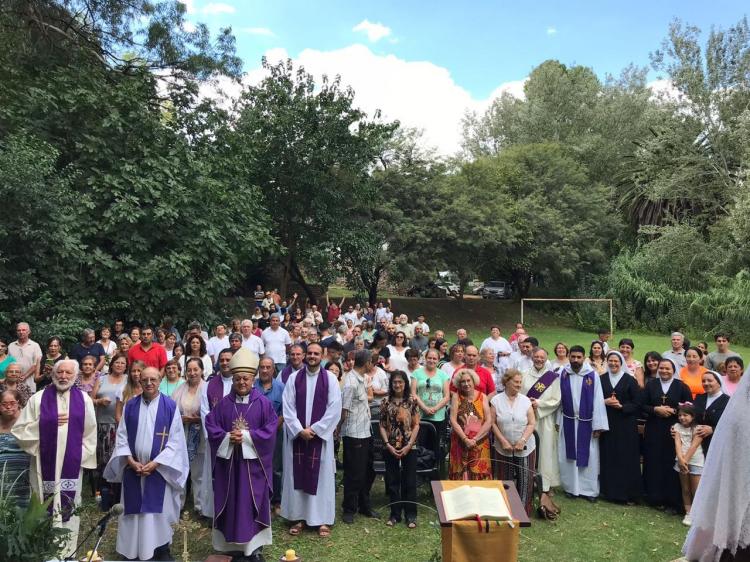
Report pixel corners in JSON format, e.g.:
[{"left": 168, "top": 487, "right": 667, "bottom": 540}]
[{"left": 229, "top": 59, "right": 398, "bottom": 302}]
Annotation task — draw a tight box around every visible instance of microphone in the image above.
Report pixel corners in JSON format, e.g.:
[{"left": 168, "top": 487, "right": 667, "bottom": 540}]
[{"left": 96, "top": 503, "right": 124, "bottom": 531}]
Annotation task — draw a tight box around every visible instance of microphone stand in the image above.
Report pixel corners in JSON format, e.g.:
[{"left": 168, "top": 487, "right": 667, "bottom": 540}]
[{"left": 64, "top": 507, "right": 120, "bottom": 562}]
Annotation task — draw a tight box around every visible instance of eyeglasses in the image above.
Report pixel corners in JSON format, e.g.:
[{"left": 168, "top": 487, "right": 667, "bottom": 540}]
[{"left": 1, "top": 401, "right": 18, "bottom": 407}]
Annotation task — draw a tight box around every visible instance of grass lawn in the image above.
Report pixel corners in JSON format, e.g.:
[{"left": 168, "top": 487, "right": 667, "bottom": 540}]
[{"left": 79, "top": 474, "right": 688, "bottom": 561}]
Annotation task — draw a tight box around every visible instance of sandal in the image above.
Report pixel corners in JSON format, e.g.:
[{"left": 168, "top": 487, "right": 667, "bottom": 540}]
[
  {"left": 289, "top": 522, "right": 304, "bottom": 536},
  {"left": 407, "top": 520, "right": 417, "bottom": 529},
  {"left": 386, "top": 518, "right": 397, "bottom": 527},
  {"left": 318, "top": 524, "right": 331, "bottom": 538}
]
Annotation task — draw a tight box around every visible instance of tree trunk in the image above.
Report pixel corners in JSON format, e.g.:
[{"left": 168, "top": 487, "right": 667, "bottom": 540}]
[
  {"left": 366, "top": 266, "right": 383, "bottom": 306},
  {"left": 280, "top": 252, "right": 293, "bottom": 300},
  {"left": 290, "top": 257, "right": 317, "bottom": 305}
]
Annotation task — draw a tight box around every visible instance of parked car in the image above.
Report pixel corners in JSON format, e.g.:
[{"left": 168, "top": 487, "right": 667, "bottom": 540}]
[
  {"left": 407, "top": 281, "right": 457, "bottom": 298},
  {"left": 481, "top": 280, "right": 511, "bottom": 299}
]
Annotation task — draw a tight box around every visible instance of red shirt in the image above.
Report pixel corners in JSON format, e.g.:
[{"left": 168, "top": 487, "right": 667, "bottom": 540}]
[
  {"left": 327, "top": 304, "right": 340, "bottom": 323},
  {"left": 449, "top": 364, "right": 496, "bottom": 395},
  {"left": 128, "top": 342, "right": 167, "bottom": 370}
]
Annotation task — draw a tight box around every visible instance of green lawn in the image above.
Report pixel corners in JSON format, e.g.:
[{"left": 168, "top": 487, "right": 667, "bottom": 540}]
[{"left": 80, "top": 474, "right": 689, "bottom": 562}]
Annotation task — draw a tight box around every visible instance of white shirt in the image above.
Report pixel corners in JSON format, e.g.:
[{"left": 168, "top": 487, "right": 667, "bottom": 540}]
[
  {"left": 241, "top": 334, "right": 265, "bottom": 356},
  {"left": 262, "top": 326, "right": 292, "bottom": 364},
  {"left": 491, "top": 392, "right": 535, "bottom": 458},
  {"left": 368, "top": 367, "right": 389, "bottom": 407},
  {"left": 207, "top": 335, "right": 228, "bottom": 359}
]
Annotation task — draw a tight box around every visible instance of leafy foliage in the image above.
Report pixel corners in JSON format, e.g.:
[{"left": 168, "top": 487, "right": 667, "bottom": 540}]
[{"left": 0, "top": 491, "right": 70, "bottom": 562}]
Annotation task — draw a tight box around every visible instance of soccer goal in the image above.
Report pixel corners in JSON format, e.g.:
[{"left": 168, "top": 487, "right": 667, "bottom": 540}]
[{"left": 520, "top": 298, "right": 614, "bottom": 335}]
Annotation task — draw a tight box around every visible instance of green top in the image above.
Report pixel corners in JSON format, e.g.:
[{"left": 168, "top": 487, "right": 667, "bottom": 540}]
[
  {"left": 411, "top": 367, "right": 451, "bottom": 421},
  {"left": 0, "top": 355, "right": 16, "bottom": 381}
]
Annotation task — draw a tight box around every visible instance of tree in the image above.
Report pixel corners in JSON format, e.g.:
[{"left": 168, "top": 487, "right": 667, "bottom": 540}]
[{"left": 230, "top": 58, "right": 398, "bottom": 302}]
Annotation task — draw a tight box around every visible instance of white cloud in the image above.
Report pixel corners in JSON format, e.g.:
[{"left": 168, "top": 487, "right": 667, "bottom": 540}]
[
  {"left": 547, "top": 26, "right": 557, "bottom": 36},
  {"left": 242, "top": 27, "right": 275, "bottom": 37},
  {"left": 202, "top": 2, "right": 236, "bottom": 15},
  {"left": 179, "top": 0, "right": 196, "bottom": 14},
  {"left": 647, "top": 78, "right": 683, "bottom": 102},
  {"left": 352, "top": 20, "right": 392, "bottom": 42},
  {"left": 225, "top": 45, "right": 525, "bottom": 155},
  {"left": 182, "top": 21, "right": 197, "bottom": 33}
]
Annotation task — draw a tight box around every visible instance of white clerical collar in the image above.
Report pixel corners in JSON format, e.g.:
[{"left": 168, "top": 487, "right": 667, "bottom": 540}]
[
  {"left": 660, "top": 378, "right": 673, "bottom": 393},
  {"left": 307, "top": 366, "right": 321, "bottom": 376},
  {"left": 221, "top": 374, "right": 233, "bottom": 382},
  {"left": 236, "top": 394, "right": 250, "bottom": 404}
]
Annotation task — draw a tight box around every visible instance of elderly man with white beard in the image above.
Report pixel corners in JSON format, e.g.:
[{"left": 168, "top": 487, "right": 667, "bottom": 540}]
[{"left": 12, "top": 359, "right": 97, "bottom": 554}]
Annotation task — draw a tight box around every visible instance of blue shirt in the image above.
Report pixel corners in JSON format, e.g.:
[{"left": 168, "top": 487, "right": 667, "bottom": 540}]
[{"left": 253, "top": 377, "right": 285, "bottom": 416}]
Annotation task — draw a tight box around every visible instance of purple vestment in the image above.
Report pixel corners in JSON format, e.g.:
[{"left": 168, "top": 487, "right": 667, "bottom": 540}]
[
  {"left": 292, "top": 368, "right": 329, "bottom": 495},
  {"left": 205, "top": 388, "right": 277, "bottom": 544},
  {"left": 207, "top": 375, "right": 226, "bottom": 410},
  {"left": 39, "top": 385, "right": 85, "bottom": 522},
  {"left": 279, "top": 364, "right": 301, "bottom": 385},
  {"left": 526, "top": 370, "right": 560, "bottom": 400},
  {"left": 560, "top": 368, "right": 595, "bottom": 467}
]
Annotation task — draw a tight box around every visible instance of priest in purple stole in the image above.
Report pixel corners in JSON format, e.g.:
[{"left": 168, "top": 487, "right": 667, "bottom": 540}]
[
  {"left": 12, "top": 359, "right": 97, "bottom": 554},
  {"left": 556, "top": 346, "right": 608, "bottom": 500},
  {"left": 104, "top": 367, "right": 189, "bottom": 561},
  {"left": 199, "top": 347, "right": 237, "bottom": 517},
  {"left": 205, "top": 347, "right": 277, "bottom": 561},
  {"left": 281, "top": 343, "right": 341, "bottom": 535}
]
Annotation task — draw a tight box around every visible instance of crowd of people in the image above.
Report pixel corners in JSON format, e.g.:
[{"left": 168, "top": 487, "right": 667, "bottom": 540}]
[{"left": 0, "top": 288, "right": 747, "bottom": 562}]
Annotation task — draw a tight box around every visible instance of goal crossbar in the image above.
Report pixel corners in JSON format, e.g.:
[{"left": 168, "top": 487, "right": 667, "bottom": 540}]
[{"left": 520, "top": 298, "right": 613, "bottom": 336}]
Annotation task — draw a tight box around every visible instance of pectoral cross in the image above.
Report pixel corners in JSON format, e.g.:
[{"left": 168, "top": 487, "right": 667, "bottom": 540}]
[
  {"left": 661, "top": 395, "right": 667, "bottom": 405},
  {"left": 156, "top": 426, "right": 169, "bottom": 452},
  {"left": 309, "top": 448, "right": 320, "bottom": 468}
]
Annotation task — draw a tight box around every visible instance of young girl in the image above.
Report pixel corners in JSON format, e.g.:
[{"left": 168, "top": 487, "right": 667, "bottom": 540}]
[{"left": 673, "top": 402, "right": 704, "bottom": 526}]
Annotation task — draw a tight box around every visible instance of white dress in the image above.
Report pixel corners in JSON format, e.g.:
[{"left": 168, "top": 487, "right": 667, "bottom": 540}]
[
  {"left": 556, "top": 366, "right": 609, "bottom": 497},
  {"left": 281, "top": 368, "right": 342, "bottom": 526},
  {"left": 104, "top": 397, "right": 189, "bottom": 560},
  {"left": 521, "top": 367, "right": 561, "bottom": 491}
]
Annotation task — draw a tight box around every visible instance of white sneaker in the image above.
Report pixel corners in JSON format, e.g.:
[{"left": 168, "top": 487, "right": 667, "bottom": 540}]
[{"left": 682, "top": 515, "right": 692, "bottom": 526}]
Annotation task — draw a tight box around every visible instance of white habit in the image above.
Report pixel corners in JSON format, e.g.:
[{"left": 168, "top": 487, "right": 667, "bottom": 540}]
[
  {"left": 12, "top": 388, "right": 97, "bottom": 554},
  {"left": 198, "top": 374, "right": 233, "bottom": 517},
  {"left": 104, "top": 396, "right": 189, "bottom": 560},
  {"left": 556, "top": 366, "right": 609, "bottom": 497},
  {"left": 522, "top": 366, "right": 561, "bottom": 491},
  {"left": 281, "top": 368, "right": 341, "bottom": 526}
]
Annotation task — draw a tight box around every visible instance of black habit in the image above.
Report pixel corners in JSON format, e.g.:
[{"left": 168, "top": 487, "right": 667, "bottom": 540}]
[
  {"left": 693, "top": 392, "right": 730, "bottom": 455},
  {"left": 641, "top": 376, "right": 692, "bottom": 510},
  {"left": 599, "top": 372, "right": 643, "bottom": 502}
]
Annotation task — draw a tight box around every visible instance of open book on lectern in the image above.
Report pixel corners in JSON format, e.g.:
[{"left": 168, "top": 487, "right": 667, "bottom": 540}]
[{"left": 440, "top": 485, "right": 512, "bottom": 521}]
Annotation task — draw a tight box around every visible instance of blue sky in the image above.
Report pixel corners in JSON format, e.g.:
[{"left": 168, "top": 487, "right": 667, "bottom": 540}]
[{"left": 182, "top": 0, "right": 748, "bottom": 152}]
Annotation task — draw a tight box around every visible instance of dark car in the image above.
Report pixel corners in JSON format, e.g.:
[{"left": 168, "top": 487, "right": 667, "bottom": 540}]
[{"left": 481, "top": 280, "right": 511, "bottom": 299}]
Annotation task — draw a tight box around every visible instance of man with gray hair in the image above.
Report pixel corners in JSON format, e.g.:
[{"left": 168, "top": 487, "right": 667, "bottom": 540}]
[
  {"left": 663, "top": 332, "right": 687, "bottom": 371},
  {"left": 8, "top": 321, "right": 42, "bottom": 393},
  {"left": 69, "top": 328, "right": 107, "bottom": 372},
  {"left": 12, "top": 359, "right": 97, "bottom": 553}
]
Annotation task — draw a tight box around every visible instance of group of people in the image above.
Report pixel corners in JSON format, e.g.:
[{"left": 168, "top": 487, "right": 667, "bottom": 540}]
[{"left": 0, "top": 292, "right": 748, "bottom": 561}]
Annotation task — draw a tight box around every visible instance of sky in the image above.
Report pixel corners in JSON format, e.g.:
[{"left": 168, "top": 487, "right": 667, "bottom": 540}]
[{"left": 180, "top": 0, "right": 748, "bottom": 154}]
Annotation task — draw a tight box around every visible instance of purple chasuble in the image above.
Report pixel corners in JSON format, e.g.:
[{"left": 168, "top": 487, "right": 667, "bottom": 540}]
[
  {"left": 560, "top": 368, "right": 595, "bottom": 467},
  {"left": 205, "top": 389, "right": 277, "bottom": 543},
  {"left": 39, "top": 385, "right": 85, "bottom": 522},
  {"left": 526, "top": 370, "right": 559, "bottom": 400},
  {"left": 293, "top": 368, "right": 329, "bottom": 495},
  {"left": 122, "top": 393, "right": 177, "bottom": 515},
  {"left": 207, "top": 375, "right": 226, "bottom": 410}
]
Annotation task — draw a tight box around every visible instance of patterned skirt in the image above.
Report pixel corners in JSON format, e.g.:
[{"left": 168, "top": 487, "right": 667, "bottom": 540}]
[
  {"left": 0, "top": 433, "right": 30, "bottom": 508},
  {"left": 449, "top": 433, "right": 491, "bottom": 481},
  {"left": 97, "top": 423, "right": 118, "bottom": 470},
  {"left": 493, "top": 449, "right": 537, "bottom": 516}
]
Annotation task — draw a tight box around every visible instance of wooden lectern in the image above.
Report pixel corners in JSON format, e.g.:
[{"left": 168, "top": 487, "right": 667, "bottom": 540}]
[{"left": 432, "top": 480, "right": 531, "bottom": 562}]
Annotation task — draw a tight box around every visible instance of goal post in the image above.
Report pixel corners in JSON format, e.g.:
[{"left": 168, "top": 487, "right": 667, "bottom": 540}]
[{"left": 520, "top": 298, "right": 614, "bottom": 336}]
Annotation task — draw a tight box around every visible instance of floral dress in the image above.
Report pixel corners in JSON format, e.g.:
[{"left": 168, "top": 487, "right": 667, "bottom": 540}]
[{"left": 449, "top": 391, "right": 491, "bottom": 480}]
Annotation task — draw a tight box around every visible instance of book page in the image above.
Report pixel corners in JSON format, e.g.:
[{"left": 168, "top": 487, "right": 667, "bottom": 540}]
[
  {"left": 441, "top": 485, "right": 477, "bottom": 520},
  {"left": 474, "top": 487, "right": 511, "bottom": 520}
]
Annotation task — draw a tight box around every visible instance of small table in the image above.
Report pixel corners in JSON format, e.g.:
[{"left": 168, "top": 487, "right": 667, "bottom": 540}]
[{"left": 432, "top": 480, "right": 531, "bottom": 562}]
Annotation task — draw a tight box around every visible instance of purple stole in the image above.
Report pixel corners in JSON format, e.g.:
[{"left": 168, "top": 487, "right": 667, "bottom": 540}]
[
  {"left": 122, "top": 394, "right": 176, "bottom": 515},
  {"left": 560, "top": 368, "right": 595, "bottom": 467},
  {"left": 526, "top": 370, "right": 559, "bottom": 400},
  {"left": 207, "top": 375, "right": 226, "bottom": 410},
  {"left": 280, "top": 364, "right": 301, "bottom": 385},
  {"left": 292, "top": 368, "right": 329, "bottom": 494},
  {"left": 39, "top": 385, "right": 85, "bottom": 522}
]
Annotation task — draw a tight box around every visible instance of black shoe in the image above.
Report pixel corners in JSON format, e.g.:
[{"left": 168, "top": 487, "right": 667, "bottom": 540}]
[
  {"left": 564, "top": 492, "right": 576, "bottom": 499},
  {"left": 583, "top": 495, "right": 597, "bottom": 503},
  {"left": 151, "top": 543, "right": 174, "bottom": 561},
  {"left": 342, "top": 512, "right": 355, "bottom": 524},
  {"left": 248, "top": 552, "right": 266, "bottom": 562},
  {"left": 359, "top": 509, "right": 379, "bottom": 519}
]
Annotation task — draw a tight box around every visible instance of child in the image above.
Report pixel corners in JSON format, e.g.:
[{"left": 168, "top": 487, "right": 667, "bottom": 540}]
[{"left": 673, "top": 402, "right": 704, "bottom": 526}]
